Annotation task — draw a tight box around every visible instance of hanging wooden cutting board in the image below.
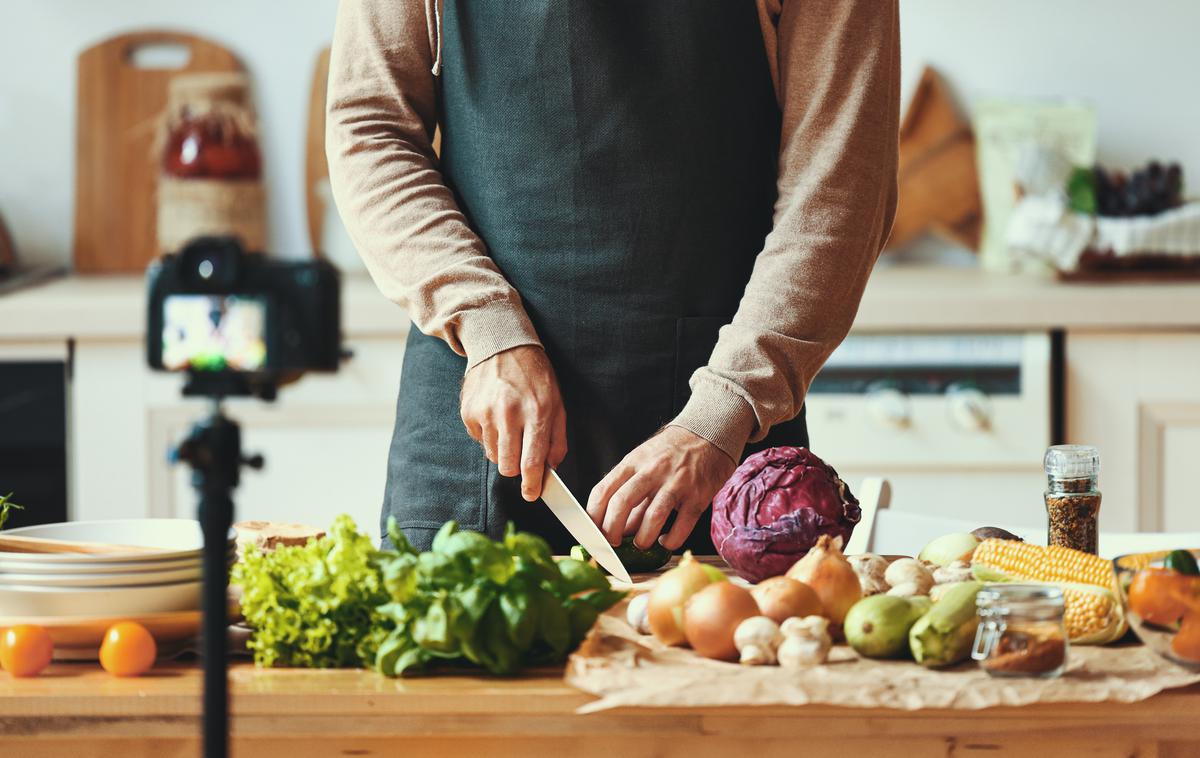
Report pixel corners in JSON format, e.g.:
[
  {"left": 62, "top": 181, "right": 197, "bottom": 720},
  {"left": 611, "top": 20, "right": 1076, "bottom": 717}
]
[
  {"left": 888, "top": 66, "right": 982, "bottom": 252},
  {"left": 73, "top": 31, "right": 242, "bottom": 273}
]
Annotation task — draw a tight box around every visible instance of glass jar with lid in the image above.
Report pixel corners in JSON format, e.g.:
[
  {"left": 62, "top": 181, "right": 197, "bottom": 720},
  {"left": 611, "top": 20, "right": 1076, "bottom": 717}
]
[
  {"left": 1044, "top": 444, "right": 1101, "bottom": 554},
  {"left": 972, "top": 584, "right": 1068, "bottom": 678}
]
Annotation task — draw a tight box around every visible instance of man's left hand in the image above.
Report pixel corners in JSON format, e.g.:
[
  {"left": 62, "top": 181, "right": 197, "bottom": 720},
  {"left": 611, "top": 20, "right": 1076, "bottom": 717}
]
[{"left": 586, "top": 426, "right": 736, "bottom": 552}]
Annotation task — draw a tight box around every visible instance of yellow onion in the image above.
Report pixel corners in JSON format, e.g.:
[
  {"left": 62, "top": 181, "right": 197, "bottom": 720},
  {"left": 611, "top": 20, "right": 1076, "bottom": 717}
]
[
  {"left": 751, "top": 576, "right": 823, "bottom": 624},
  {"left": 647, "top": 552, "right": 725, "bottom": 646},
  {"left": 684, "top": 581, "right": 761, "bottom": 660},
  {"left": 786, "top": 535, "right": 861, "bottom": 625}
]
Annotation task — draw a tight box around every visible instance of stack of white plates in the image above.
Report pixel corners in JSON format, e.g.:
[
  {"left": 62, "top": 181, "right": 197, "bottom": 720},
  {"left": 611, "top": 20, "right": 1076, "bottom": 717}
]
[{"left": 0, "top": 520, "right": 235, "bottom": 657}]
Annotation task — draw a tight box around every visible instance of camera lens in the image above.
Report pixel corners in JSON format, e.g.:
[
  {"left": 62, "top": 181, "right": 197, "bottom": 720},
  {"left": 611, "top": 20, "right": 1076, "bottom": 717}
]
[{"left": 198, "top": 258, "right": 216, "bottom": 280}]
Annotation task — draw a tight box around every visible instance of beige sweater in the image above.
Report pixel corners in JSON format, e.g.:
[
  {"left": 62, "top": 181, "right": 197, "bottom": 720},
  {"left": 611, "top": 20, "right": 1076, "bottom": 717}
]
[{"left": 327, "top": 0, "right": 900, "bottom": 462}]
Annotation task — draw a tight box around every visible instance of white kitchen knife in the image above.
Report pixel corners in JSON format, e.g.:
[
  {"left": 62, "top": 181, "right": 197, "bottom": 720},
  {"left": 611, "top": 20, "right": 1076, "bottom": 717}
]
[{"left": 540, "top": 466, "right": 633, "bottom": 584}]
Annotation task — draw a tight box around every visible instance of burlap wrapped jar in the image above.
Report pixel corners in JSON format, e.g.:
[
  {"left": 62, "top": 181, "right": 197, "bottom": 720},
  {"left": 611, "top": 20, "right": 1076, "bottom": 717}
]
[{"left": 157, "top": 72, "right": 267, "bottom": 254}]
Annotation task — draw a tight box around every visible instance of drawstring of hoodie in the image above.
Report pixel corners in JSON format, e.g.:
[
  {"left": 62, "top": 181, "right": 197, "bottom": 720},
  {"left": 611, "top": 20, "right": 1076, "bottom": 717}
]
[{"left": 426, "top": 0, "right": 443, "bottom": 76}]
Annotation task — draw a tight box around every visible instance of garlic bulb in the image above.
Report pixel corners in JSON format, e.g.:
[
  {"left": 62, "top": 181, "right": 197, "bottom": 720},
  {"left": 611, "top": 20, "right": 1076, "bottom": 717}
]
[
  {"left": 932, "top": 560, "right": 974, "bottom": 585},
  {"left": 626, "top": 593, "right": 652, "bottom": 635},
  {"left": 847, "top": 553, "right": 890, "bottom": 596}
]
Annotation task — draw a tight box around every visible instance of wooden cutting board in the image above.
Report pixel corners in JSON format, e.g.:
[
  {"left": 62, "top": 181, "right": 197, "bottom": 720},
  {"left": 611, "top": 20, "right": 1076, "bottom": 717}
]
[
  {"left": 73, "top": 31, "right": 242, "bottom": 273},
  {"left": 888, "top": 66, "right": 982, "bottom": 252}
]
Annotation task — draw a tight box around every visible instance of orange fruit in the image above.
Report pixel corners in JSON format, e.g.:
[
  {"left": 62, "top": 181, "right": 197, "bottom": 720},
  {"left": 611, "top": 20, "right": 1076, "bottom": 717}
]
[
  {"left": 1127, "top": 568, "right": 1200, "bottom": 627},
  {"left": 0, "top": 624, "right": 54, "bottom": 678},
  {"left": 99, "top": 621, "right": 157, "bottom": 677},
  {"left": 1171, "top": 612, "right": 1200, "bottom": 662}
]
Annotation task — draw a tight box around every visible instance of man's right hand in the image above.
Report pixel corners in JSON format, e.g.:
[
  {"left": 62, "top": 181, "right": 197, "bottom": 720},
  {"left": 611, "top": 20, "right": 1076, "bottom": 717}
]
[{"left": 460, "top": 345, "right": 568, "bottom": 502}]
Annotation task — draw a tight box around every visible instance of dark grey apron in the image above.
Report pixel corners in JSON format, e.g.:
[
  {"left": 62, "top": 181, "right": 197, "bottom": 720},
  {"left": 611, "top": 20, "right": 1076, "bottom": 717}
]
[{"left": 383, "top": 0, "right": 808, "bottom": 553}]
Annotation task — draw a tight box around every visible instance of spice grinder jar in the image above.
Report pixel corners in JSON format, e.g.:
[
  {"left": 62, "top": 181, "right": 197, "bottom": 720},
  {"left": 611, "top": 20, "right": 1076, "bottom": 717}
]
[
  {"left": 972, "top": 584, "right": 1068, "bottom": 679},
  {"left": 1044, "top": 444, "right": 1101, "bottom": 554}
]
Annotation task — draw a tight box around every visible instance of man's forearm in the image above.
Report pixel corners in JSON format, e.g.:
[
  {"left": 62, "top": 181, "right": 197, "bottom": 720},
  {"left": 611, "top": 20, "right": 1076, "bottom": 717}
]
[{"left": 669, "top": 0, "right": 901, "bottom": 460}]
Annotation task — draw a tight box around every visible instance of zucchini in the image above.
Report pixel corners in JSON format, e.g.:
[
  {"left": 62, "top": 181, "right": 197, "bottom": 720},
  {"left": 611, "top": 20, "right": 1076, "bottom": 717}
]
[{"left": 572, "top": 537, "right": 671, "bottom": 573}]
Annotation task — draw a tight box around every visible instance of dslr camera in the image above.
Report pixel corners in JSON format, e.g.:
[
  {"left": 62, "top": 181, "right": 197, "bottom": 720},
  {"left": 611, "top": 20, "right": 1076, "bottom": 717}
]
[{"left": 146, "top": 236, "right": 341, "bottom": 398}]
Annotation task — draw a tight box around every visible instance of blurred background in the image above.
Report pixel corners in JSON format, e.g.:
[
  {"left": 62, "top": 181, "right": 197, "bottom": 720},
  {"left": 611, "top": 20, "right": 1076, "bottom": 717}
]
[{"left": 1, "top": 1, "right": 1198, "bottom": 541}]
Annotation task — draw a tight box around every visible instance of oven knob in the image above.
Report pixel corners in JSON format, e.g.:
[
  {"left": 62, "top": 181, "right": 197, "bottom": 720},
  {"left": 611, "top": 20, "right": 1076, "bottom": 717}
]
[
  {"left": 867, "top": 384, "right": 911, "bottom": 428},
  {"left": 947, "top": 384, "right": 991, "bottom": 431}
]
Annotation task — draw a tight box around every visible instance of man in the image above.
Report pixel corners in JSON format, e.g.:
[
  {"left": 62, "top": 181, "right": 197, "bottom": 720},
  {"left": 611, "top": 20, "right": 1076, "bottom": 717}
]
[{"left": 327, "top": 0, "right": 899, "bottom": 554}]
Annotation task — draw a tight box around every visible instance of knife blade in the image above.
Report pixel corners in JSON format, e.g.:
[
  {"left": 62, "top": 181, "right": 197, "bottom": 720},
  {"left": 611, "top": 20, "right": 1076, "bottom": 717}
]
[{"left": 540, "top": 467, "right": 633, "bottom": 584}]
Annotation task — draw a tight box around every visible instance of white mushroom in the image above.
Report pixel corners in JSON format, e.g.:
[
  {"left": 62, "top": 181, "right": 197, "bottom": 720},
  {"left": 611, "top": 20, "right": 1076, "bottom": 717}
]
[
  {"left": 733, "top": 616, "right": 783, "bottom": 665},
  {"left": 777, "top": 627, "right": 831, "bottom": 668},
  {"left": 884, "top": 558, "right": 934, "bottom": 595},
  {"left": 775, "top": 615, "right": 832, "bottom": 667},
  {"left": 739, "top": 643, "right": 777, "bottom": 666}
]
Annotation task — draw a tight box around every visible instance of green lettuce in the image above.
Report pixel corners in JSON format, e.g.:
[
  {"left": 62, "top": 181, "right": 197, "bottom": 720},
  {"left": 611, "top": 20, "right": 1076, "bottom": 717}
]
[{"left": 232, "top": 514, "right": 392, "bottom": 668}]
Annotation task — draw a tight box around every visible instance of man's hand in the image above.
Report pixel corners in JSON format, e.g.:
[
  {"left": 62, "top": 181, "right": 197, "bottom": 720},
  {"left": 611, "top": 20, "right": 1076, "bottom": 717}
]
[
  {"left": 461, "top": 345, "right": 568, "bottom": 501},
  {"left": 586, "top": 426, "right": 736, "bottom": 551}
]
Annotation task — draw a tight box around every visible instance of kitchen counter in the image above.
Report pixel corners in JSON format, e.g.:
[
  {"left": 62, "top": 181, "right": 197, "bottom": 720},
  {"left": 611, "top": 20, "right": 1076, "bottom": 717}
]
[
  {"left": 1, "top": 266, "right": 1199, "bottom": 342},
  {"left": 2, "top": 663, "right": 1199, "bottom": 757}
]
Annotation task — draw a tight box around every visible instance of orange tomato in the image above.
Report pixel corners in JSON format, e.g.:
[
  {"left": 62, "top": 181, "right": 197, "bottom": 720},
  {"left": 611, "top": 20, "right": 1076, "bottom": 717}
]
[
  {"left": 0, "top": 624, "right": 54, "bottom": 677},
  {"left": 1172, "top": 611, "right": 1200, "bottom": 662},
  {"left": 1127, "top": 568, "right": 1200, "bottom": 626},
  {"left": 99, "top": 621, "right": 157, "bottom": 677}
]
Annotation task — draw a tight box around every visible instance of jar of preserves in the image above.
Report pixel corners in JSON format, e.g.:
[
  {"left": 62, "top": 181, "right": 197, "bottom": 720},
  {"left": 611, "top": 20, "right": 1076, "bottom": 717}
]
[
  {"left": 972, "top": 584, "right": 1068, "bottom": 678},
  {"left": 157, "top": 72, "right": 266, "bottom": 254},
  {"left": 1044, "top": 444, "right": 1101, "bottom": 554}
]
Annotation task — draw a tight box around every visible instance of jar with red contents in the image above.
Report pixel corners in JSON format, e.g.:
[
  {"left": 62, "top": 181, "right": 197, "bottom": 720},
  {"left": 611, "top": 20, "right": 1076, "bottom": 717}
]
[{"left": 158, "top": 73, "right": 266, "bottom": 254}]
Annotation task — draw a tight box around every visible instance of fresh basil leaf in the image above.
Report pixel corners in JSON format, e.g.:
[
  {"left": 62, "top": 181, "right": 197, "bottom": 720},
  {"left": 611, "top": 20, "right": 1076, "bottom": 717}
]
[
  {"left": 556, "top": 558, "right": 609, "bottom": 596},
  {"left": 499, "top": 591, "right": 535, "bottom": 649}
]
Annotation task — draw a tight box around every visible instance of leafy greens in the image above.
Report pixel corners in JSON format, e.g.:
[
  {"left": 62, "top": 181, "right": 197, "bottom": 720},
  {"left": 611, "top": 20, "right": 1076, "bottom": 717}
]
[
  {"left": 232, "top": 514, "right": 624, "bottom": 677},
  {"left": 374, "top": 519, "right": 625, "bottom": 676}
]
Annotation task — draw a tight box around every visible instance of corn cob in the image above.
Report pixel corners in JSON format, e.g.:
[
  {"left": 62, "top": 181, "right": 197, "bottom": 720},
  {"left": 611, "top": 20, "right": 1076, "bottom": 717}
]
[{"left": 972, "top": 539, "right": 1126, "bottom": 644}]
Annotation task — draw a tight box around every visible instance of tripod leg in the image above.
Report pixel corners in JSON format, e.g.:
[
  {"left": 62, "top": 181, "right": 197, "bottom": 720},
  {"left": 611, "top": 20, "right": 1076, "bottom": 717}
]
[{"left": 200, "top": 491, "right": 232, "bottom": 758}]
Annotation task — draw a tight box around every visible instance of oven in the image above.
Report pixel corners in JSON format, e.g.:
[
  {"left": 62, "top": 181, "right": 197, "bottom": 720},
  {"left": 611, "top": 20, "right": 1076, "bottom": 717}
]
[{"left": 804, "top": 332, "right": 1055, "bottom": 528}]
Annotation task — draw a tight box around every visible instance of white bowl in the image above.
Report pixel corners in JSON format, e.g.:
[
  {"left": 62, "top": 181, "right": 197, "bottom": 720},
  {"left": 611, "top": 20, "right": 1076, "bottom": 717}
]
[
  {"left": 1, "top": 519, "right": 234, "bottom": 564},
  {"left": 0, "top": 563, "right": 205, "bottom": 588},
  {"left": 0, "top": 547, "right": 233, "bottom": 576},
  {"left": 0, "top": 580, "right": 202, "bottom": 617}
]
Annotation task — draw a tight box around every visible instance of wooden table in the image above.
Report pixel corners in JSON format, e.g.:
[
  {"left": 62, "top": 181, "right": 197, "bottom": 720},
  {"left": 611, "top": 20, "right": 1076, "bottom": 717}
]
[{"left": 2, "top": 663, "right": 1199, "bottom": 758}]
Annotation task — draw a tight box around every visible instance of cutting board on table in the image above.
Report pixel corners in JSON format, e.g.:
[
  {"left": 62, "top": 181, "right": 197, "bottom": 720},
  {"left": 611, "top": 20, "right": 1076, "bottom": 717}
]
[{"left": 73, "top": 31, "right": 242, "bottom": 273}]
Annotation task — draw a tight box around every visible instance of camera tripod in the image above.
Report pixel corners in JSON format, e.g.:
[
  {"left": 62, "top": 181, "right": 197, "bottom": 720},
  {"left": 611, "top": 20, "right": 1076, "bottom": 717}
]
[{"left": 172, "top": 399, "right": 262, "bottom": 758}]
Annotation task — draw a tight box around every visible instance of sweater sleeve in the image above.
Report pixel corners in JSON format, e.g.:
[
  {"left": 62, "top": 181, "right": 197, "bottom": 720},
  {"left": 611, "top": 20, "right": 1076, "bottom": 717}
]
[
  {"left": 326, "top": 0, "right": 542, "bottom": 369},
  {"left": 668, "top": 0, "right": 901, "bottom": 461}
]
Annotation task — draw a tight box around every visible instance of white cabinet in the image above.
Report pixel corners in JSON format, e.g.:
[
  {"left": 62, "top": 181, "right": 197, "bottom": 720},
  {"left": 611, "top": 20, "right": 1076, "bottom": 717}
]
[
  {"left": 71, "top": 333, "right": 407, "bottom": 541},
  {"left": 1066, "top": 332, "right": 1200, "bottom": 532}
]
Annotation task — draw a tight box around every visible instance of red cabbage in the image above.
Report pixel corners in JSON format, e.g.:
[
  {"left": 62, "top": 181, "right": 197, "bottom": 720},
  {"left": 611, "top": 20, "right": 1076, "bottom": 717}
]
[{"left": 711, "top": 446, "right": 860, "bottom": 583}]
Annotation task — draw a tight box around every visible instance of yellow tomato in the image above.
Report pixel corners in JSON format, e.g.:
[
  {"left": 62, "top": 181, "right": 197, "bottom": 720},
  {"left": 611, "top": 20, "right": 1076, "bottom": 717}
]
[
  {"left": 99, "top": 621, "right": 157, "bottom": 677},
  {"left": 0, "top": 624, "right": 54, "bottom": 677}
]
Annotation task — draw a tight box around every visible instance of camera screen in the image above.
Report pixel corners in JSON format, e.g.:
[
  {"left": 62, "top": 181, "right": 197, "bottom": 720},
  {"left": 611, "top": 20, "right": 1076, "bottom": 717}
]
[{"left": 161, "top": 295, "right": 268, "bottom": 372}]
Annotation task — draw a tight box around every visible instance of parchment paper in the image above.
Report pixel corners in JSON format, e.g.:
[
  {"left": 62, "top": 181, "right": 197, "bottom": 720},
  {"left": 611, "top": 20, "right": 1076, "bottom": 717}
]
[{"left": 565, "top": 601, "right": 1200, "bottom": 714}]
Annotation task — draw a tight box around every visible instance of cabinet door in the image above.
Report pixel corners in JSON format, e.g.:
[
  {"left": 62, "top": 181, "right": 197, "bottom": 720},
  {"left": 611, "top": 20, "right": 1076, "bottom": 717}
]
[
  {"left": 73, "top": 336, "right": 406, "bottom": 541},
  {"left": 1067, "top": 333, "right": 1200, "bottom": 532}
]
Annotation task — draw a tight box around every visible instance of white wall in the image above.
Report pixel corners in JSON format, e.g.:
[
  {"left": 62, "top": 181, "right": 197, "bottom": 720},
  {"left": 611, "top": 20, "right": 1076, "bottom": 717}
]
[
  {"left": 2, "top": 0, "right": 1199, "bottom": 268},
  {"left": 0, "top": 0, "right": 340, "bottom": 267}
]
